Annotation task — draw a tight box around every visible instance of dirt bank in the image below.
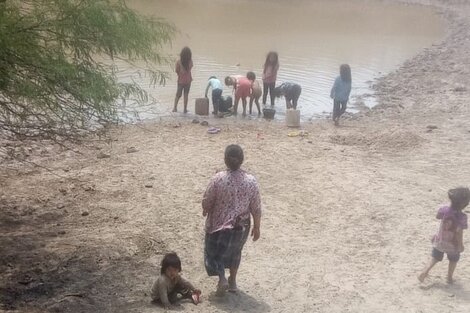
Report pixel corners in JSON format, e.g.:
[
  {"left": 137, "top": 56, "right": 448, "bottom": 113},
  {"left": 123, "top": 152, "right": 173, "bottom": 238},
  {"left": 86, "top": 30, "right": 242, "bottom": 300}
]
[{"left": 1, "top": 0, "right": 470, "bottom": 312}]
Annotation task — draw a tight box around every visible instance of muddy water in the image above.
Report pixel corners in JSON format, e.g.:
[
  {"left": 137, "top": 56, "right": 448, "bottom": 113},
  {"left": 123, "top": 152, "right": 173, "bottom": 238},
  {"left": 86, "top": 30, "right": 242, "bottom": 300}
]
[{"left": 121, "top": 0, "right": 444, "bottom": 120}]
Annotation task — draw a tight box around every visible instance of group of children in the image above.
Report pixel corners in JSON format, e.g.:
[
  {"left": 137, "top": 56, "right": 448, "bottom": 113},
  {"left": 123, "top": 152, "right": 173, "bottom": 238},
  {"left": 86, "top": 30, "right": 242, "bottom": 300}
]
[
  {"left": 173, "top": 47, "right": 352, "bottom": 125},
  {"left": 150, "top": 187, "right": 470, "bottom": 309}
]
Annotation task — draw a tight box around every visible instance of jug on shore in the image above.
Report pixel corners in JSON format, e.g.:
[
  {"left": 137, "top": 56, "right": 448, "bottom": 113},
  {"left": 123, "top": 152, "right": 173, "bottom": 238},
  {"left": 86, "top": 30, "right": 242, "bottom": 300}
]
[
  {"left": 263, "top": 108, "right": 276, "bottom": 119},
  {"left": 195, "top": 98, "right": 209, "bottom": 116},
  {"left": 286, "top": 109, "right": 300, "bottom": 127}
]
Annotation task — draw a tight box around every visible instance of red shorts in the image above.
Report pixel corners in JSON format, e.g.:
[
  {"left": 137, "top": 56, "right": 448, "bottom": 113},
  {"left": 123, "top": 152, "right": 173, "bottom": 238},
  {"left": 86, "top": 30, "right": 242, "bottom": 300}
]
[{"left": 235, "top": 78, "right": 251, "bottom": 99}]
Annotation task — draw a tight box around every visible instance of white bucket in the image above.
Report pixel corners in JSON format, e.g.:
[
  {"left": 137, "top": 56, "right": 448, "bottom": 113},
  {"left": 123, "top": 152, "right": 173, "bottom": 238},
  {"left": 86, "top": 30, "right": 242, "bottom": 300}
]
[{"left": 286, "top": 109, "right": 300, "bottom": 127}]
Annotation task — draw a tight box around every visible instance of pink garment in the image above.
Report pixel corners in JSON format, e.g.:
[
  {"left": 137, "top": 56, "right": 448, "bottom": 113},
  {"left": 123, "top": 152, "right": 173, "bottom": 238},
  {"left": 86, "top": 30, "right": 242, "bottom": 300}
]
[
  {"left": 202, "top": 169, "right": 262, "bottom": 234},
  {"left": 432, "top": 206, "right": 467, "bottom": 253},
  {"left": 262, "top": 64, "right": 278, "bottom": 84},
  {"left": 176, "top": 60, "right": 193, "bottom": 84},
  {"left": 235, "top": 77, "right": 251, "bottom": 99}
]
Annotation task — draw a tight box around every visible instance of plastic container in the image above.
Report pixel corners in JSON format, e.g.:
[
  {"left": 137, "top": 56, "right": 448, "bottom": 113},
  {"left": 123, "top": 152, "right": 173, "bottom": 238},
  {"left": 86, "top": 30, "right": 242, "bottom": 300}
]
[
  {"left": 195, "top": 98, "right": 209, "bottom": 116},
  {"left": 286, "top": 109, "right": 300, "bottom": 127},
  {"left": 263, "top": 108, "right": 276, "bottom": 119}
]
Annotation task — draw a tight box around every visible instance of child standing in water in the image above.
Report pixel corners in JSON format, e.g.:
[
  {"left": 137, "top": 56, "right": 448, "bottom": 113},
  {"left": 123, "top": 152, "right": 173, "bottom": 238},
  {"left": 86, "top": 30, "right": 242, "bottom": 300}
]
[
  {"left": 247, "top": 72, "right": 262, "bottom": 115},
  {"left": 262, "top": 51, "right": 279, "bottom": 107},
  {"left": 418, "top": 187, "right": 470, "bottom": 284},
  {"left": 205, "top": 76, "right": 223, "bottom": 115},
  {"left": 225, "top": 75, "right": 252, "bottom": 117},
  {"left": 151, "top": 252, "right": 201, "bottom": 309},
  {"left": 330, "top": 64, "right": 352, "bottom": 126},
  {"left": 173, "top": 47, "right": 193, "bottom": 113}
]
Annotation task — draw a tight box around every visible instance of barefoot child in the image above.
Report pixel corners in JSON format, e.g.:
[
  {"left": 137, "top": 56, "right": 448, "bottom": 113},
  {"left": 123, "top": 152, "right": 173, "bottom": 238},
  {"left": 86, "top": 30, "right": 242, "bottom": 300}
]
[
  {"left": 273, "top": 82, "right": 302, "bottom": 110},
  {"left": 418, "top": 187, "right": 470, "bottom": 284},
  {"left": 151, "top": 252, "right": 201, "bottom": 309},
  {"left": 330, "top": 64, "right": 352, "bottom": 126},
  {"left": 262, "top": 51, "right": 279, "bottom": 107},
  {"left": 173, "top": 47, "right": 193, "bottom": 113},
  {"left": 205, "top": 76, "right": 223, "bottom": 115},
  {"left": 225, "top": 75, "right": 252, "bottom": 116},
  {"left": 247, "top": 72, "right": 262, "bottom": 115}
]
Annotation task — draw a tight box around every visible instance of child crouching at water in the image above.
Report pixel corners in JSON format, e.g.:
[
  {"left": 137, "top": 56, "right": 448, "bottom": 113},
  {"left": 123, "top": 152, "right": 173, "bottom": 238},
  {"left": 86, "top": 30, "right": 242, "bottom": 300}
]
[
  {"left": 418, "top": 187, "right": 470, "bottom": 284},
  {"left": 151, "top": 252, "right": 201, "bottom": 309},
  {"left": 274, "top": 82, "right": 302, "bottom": 110},
  {"left": 225, "top": 75, "right": 252, "bottom": 116}
]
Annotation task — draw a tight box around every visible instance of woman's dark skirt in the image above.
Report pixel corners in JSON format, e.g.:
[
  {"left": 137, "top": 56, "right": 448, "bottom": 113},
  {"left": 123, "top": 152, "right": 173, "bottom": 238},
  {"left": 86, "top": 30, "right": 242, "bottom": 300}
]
[{"left": 204, "top": 219, "right": 251, "bottom": 277}]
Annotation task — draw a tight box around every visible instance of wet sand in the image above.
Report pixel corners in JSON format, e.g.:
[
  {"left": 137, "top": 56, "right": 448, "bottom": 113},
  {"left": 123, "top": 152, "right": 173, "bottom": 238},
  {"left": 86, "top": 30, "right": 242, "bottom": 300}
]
[{"left": 1, "top": 0, "right": 470, "bottom": 312}]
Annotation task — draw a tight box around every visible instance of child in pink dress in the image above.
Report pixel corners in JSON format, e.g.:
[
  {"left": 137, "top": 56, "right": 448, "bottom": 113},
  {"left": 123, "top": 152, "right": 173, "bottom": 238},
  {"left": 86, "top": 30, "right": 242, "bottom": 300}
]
[
  {"left": 262, "top": 51, "right": 279, "bottom": 107},
  {"left": 418, "top": 187, "right": 470, "bottom": 283},
  {"left": 225, "top": 74, "right": 252, "bottom": 117},
  {"left": 173, "top": 47, "right": 193, "bottom": 113}
]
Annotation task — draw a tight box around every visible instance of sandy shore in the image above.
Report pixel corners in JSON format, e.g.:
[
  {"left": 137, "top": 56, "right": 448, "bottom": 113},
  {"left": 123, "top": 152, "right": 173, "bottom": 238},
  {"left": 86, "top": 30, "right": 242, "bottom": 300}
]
[{"left": 1, "top": 0, "right": 470, "bottom": 312}]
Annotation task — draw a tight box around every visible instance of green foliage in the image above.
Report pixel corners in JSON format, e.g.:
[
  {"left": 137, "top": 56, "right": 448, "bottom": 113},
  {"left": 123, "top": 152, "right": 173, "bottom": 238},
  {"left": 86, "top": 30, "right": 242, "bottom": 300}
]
[{"left": 0, "top": 0, "right": 175, "bottom": 139}]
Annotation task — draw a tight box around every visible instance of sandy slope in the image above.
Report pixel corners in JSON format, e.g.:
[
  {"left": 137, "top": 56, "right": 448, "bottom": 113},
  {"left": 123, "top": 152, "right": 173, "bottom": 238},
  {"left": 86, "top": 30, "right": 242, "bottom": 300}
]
[{"left": 1, "top": 0, "right": 470, "bottom": 312}]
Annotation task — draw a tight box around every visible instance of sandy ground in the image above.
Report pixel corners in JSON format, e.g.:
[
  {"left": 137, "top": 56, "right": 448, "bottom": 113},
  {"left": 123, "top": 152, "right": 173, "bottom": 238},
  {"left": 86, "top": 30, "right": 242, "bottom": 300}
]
[{"left": 1, "top": 0, "right": 470, "bottom": 312}]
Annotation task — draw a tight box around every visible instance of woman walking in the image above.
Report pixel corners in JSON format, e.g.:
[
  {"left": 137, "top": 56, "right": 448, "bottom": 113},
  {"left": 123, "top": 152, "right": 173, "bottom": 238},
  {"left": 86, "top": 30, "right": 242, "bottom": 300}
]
[{"left": 202, "top": 144, "right": 262, "bottom": 296}]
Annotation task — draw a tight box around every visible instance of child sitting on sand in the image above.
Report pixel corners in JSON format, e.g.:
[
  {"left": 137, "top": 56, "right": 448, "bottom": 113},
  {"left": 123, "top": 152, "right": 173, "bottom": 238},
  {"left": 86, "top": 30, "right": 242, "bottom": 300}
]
[
  {"left": 151, "top": 252, "right": 201, "bottom": 309},
  {"left": 418, "top": 187, "right": 470, "bottom": 284},
  {"left": 247, "top": 71, "right": 262, "bottom": 115}
]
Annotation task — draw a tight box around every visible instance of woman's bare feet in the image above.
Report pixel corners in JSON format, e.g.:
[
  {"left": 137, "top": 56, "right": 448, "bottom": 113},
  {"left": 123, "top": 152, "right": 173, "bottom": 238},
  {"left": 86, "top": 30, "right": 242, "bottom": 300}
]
[
  {"left": 216, "top": 278, "right": 228, "bottom": 297},
  {"left": 228, "top": 276, "right": 238, "bottom": 292},
  {"left": 446, "top": 277, "right": 454, "bottom": 284}
]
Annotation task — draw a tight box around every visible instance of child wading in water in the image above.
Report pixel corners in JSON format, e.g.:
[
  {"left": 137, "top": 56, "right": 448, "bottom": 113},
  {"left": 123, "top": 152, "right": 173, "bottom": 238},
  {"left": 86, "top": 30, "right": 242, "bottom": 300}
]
[
  {"left": 262, "top": 51, "right": 279, "bottom": 107},
  {"left": 247, "top": 71, "right": 262, "bottom": 115},
  {"left": 173, "top": 47, "right": 193, "bottom": 113},
  {"left": 330, "top": 64, "right": 352, "bottom": 126},
  {"left": 151, "top": 252, "right": 201, "bottom": 309},
  {"left": 418, "top": 187, "right": 470, "bottom": 284},
  {"left": 225, "top": 74, "right": 252, "bottom": 117}
]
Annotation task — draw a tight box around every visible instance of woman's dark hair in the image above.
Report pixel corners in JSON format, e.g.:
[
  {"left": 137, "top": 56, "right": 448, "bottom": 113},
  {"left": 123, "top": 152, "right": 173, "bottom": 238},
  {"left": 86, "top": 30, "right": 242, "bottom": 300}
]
[
  {"left": 225, "top": 144, "right": 244, "bottom": 171},
  {"left": 448, "top": 187, "right": 470, "bottom": 211},
  {"left": 340, "top": 64, "right": 351, "bottom": 83},
  {"left": 224, "top": 76, "right": 232, "bottom": 86},
  {"left": 264, "top": 51, "right": 279, "bottom": 71},
  {"left": 246, "top": 71, "right": 256, "bottom": 81},
  {"left": 209, "top": 76, "right": 217, "bottom": 80},
  {"left": 180, "top": 47, "right": 192, "bottom": 71},
  {"left": 161, "top": 252, "right": 182, "bottom": 274}
]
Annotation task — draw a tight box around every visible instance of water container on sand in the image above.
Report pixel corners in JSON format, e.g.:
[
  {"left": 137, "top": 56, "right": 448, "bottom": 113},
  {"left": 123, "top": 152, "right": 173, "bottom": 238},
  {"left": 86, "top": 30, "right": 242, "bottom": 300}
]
[
  {"left": 195, "top": 98, "right": 209, "bottom": 116},
  {"left": 263, "top": 108, "right": 276, "bottom": 119},
  {"left": 286, "top": 109, "right": 300, "bottom": 127}
]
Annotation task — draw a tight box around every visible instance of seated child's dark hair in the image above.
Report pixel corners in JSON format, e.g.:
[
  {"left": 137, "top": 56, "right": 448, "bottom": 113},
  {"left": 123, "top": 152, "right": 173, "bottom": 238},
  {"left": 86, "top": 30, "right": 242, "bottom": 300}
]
[
  {"left": 246, "top": 71, "right": 256, "bottom": 81},
  {"left": 161, "top": 252, "right": 182, "bottom": 274},
  {"left": 449, "top": 187, "right": 470, "bottom": 210},
  {"left": 209, "top": 76, "right": 217, "bottom": 80}
]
